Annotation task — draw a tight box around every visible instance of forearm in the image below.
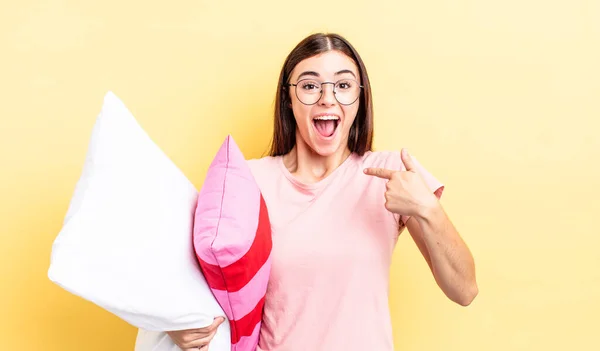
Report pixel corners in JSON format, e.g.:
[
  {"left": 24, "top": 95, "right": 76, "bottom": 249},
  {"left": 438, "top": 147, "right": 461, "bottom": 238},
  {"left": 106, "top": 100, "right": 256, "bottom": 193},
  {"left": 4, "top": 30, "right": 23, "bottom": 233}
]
[{"left": 414, "top": 201, "right": 478, "bottom": 306}]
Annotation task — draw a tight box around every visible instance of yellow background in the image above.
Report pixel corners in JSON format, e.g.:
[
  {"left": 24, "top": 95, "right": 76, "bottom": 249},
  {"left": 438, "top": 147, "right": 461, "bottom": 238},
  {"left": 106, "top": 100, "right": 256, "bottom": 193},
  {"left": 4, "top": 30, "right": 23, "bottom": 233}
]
[{"left": 1, "top": 0, "right": 599, "bottom": 350}]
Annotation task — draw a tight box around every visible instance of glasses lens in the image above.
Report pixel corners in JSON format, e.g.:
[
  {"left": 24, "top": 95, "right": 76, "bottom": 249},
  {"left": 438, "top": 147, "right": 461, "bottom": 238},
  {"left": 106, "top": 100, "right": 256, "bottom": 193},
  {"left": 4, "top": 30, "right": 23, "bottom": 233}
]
[
  {"left": 295, "top": 79, "right": 321, "bottom": 105},
  {"left": 334, "top": 79, "right": 360, "bottom": 105}
]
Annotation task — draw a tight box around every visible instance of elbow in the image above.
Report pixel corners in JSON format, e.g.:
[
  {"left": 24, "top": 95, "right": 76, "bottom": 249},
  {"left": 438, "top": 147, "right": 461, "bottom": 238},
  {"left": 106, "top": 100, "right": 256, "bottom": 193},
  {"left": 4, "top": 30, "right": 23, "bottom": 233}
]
[{"left": 456, "top": 282, "right": 479, "bottom": 306}]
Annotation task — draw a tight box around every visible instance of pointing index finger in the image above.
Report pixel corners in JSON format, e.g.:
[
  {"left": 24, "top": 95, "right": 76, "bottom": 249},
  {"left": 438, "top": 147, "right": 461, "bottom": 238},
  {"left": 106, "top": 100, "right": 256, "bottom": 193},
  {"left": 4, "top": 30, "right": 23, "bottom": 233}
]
[{"left": 363, "top": 167, "right": 395, "bottom": 179}]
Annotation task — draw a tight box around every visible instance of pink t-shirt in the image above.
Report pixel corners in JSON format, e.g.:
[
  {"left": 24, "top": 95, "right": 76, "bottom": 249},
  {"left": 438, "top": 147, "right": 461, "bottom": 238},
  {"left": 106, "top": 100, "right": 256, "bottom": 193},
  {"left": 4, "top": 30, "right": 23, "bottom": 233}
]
[{"left": 247, "top": 150, "right": 444, "bottom": 351}]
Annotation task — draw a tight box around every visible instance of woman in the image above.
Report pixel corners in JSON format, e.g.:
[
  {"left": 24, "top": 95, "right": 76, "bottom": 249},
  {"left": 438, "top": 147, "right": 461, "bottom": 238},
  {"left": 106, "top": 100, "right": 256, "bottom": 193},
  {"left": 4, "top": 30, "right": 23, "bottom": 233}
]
[{"left": 168, "top": 32, "right": 478, "bottom": 351}]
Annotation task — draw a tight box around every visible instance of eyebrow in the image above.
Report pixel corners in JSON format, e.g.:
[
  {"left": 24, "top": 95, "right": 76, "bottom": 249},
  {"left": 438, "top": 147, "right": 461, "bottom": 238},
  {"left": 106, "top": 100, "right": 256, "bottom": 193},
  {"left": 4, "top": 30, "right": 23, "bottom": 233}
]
[{"left": 296, "top": 69, "right": 357, "bottom": 80}]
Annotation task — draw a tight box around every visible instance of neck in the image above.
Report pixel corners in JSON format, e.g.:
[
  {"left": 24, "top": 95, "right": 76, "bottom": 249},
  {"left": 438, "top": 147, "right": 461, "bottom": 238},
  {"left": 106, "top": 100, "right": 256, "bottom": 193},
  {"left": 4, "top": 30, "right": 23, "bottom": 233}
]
[{"left": 282, "top": 132, "right": 351, "bottom": 184}]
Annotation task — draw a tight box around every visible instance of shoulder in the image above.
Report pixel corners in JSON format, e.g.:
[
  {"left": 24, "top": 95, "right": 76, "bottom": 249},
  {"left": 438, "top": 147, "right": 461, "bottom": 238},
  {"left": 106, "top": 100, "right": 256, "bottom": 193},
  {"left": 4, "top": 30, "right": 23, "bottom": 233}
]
[
  {"left": 246, "top": 155, "right": 282, "bottom": 181},
  {"left": 360, "top": 150, "right": 444, "bottom": 190},
  {"left": 246, "top": 155, "right": 280, "bottom": 170},
  {"left": 358, "top": 150, "right": 403, "bottom": 171}
]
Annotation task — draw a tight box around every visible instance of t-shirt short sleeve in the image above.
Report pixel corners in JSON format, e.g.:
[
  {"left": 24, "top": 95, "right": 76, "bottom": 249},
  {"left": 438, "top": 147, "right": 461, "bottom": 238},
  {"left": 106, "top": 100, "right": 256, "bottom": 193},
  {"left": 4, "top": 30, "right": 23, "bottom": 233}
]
[{"left": 397, "top": 152, "right": 445, "bottom": 225}]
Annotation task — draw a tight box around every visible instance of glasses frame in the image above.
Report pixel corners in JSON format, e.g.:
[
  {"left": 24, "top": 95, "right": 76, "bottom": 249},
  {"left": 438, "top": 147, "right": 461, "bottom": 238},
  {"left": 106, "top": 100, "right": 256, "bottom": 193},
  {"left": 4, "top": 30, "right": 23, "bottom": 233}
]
[{"left": 287, "top": 78, "right": 364, "bottom": 106}]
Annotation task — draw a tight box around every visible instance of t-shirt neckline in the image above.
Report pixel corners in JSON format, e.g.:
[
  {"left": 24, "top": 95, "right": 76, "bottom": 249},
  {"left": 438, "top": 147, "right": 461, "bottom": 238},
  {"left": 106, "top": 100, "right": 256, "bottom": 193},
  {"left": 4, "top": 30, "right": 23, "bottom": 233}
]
[{"left": 277, "top": 152, "right": 358, "bottom": 190}]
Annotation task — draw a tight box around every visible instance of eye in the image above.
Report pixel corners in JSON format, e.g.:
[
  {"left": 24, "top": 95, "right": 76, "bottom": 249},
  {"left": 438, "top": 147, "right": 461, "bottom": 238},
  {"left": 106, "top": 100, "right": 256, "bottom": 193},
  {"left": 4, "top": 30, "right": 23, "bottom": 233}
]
[
  {"left": 336, "top": 80, "right": 353, "bottom": 90},
  {"left": 300, "top": 80, "right": 320, "bottom": 91}
]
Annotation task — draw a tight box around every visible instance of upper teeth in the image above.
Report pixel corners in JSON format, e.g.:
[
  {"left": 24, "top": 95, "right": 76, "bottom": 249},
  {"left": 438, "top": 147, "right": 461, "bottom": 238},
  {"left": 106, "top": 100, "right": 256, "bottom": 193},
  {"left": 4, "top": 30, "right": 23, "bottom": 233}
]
[{"left": 314, "top": 116, "right": 339, "bottom": 121}]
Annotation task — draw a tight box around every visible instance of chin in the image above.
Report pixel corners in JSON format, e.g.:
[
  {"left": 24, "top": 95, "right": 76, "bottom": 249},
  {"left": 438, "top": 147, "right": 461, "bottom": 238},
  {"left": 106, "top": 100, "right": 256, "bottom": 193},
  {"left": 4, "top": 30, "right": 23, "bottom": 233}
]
[
  {"left": 307, "top": 133, "right": 346, "bottom": 157},
  {"left": 311, "top": 144, "right": 339, "bottom": 157}
]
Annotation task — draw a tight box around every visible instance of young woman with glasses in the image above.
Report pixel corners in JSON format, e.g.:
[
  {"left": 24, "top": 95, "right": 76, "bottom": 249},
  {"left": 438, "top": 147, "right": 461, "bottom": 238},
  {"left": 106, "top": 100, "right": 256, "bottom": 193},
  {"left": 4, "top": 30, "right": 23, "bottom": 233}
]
[{"left": 166, "top": 32, "right": 478, "bottom": 351}]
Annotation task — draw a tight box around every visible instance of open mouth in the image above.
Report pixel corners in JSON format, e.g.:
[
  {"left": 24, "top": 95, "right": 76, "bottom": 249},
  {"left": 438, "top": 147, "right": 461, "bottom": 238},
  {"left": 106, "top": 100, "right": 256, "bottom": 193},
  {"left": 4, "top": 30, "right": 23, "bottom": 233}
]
[{"left": 313, "top": 115, "right": 340, "bottom": 138}]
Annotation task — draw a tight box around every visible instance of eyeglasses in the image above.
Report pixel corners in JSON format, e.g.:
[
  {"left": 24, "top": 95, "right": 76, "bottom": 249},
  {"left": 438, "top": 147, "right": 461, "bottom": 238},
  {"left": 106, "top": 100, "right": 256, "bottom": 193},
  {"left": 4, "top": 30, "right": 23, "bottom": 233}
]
[{"left": 287, "top": 78, "right": 363, "bottom": 106}]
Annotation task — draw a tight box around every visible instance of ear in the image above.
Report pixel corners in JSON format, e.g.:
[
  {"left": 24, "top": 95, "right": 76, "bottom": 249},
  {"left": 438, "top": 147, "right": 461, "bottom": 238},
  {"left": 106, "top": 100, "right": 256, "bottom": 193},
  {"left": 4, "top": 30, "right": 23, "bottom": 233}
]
[
  {"left": 283, "top": 88, "right": 293, "bottom": 108},
  {"left": 282, "top": 91, "right": 292, "bottom": 108}
]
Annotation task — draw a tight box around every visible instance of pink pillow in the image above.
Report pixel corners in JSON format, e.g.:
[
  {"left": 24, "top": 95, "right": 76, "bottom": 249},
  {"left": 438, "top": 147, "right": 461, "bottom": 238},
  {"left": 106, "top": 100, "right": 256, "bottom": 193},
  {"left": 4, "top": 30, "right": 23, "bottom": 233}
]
[{"left": 193, "top": 135, "right": 272, "bottom": 351}]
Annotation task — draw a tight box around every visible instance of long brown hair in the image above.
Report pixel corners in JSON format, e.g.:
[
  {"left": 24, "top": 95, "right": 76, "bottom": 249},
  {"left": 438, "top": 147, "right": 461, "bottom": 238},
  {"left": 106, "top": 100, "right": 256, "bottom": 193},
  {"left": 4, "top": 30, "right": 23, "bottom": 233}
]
[{"left": 268, "top": 33, "right": 374, "bottom": 156}]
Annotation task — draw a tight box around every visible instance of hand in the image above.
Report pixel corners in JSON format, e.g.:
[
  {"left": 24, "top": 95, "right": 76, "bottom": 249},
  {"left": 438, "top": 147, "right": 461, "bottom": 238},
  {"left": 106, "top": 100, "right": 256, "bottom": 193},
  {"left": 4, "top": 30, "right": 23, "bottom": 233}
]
[
  {"left": 363, "top": 148, "right": 438, "bottom": 218},
  {"left": 166, "top": 316, "right": 226, "bottom": 351}
]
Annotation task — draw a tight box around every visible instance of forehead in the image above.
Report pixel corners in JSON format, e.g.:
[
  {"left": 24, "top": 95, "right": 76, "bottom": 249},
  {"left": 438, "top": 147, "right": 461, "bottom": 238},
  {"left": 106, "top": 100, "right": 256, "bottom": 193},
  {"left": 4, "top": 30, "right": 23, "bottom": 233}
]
[{"left": 290, "top": 51, "right": 359, "bottom": 79}]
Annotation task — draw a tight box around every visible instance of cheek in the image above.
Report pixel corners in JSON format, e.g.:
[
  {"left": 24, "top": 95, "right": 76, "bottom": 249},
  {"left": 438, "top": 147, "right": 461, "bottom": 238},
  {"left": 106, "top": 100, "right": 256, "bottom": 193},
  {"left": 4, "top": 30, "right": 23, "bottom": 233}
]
[
  {"left": 291, "top": 104, "right": 311, "bottom": 129},
  {"left": 343, "top": 106, "right": 360, "bottom": 128}
]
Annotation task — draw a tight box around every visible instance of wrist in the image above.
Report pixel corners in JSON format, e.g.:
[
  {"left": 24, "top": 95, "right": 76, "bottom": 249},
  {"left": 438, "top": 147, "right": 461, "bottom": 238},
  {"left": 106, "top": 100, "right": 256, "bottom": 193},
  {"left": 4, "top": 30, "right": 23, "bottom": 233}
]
[{"left": 415, "top": 194, "right": 441, "bottom": 221}]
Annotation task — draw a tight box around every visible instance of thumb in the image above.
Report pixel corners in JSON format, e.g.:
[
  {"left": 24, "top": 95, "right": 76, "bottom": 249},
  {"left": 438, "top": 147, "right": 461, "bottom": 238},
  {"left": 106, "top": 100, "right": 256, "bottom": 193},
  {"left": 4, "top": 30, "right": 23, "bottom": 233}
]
[
  {"left": 401, "top": 148, "right": 416, "bottom": 172},
  {"left": 209, "top": 316, "right": 226, "bottom": 331}
]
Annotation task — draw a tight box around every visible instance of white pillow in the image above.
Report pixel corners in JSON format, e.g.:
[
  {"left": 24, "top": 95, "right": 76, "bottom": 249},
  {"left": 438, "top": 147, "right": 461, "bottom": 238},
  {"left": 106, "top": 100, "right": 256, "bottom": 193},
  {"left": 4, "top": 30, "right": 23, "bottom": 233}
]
[
  {"left": 47, "top": 91, "right": 230, "bottom": 350},
  {"left": 134, "top": 329, "right": 188, "bottom": 351}
]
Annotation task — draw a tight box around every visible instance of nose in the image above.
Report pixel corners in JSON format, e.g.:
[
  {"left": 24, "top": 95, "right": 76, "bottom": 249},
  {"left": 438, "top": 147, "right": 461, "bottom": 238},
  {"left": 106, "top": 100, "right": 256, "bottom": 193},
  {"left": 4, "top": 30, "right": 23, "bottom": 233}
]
[{"left": 318, "top": 82, "right": 337, "bottom": 106}]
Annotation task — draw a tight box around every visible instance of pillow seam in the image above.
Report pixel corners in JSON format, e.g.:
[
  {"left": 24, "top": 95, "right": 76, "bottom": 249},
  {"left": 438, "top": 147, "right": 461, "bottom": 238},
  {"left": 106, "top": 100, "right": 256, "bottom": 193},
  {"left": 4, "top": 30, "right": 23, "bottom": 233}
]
[{"left": 211, "top": 137, "right": 239, "bottom": 349}]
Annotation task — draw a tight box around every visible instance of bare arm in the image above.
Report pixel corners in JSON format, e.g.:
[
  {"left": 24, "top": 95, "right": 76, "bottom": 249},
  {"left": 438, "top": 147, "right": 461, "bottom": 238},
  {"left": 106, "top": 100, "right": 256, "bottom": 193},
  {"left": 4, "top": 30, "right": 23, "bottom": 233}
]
[
  {"left": 405, "top": 202, "right": 478, "bottom": 306},
  {"left": 364, "top": 148, "right": 478, "bottom": 306}
]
